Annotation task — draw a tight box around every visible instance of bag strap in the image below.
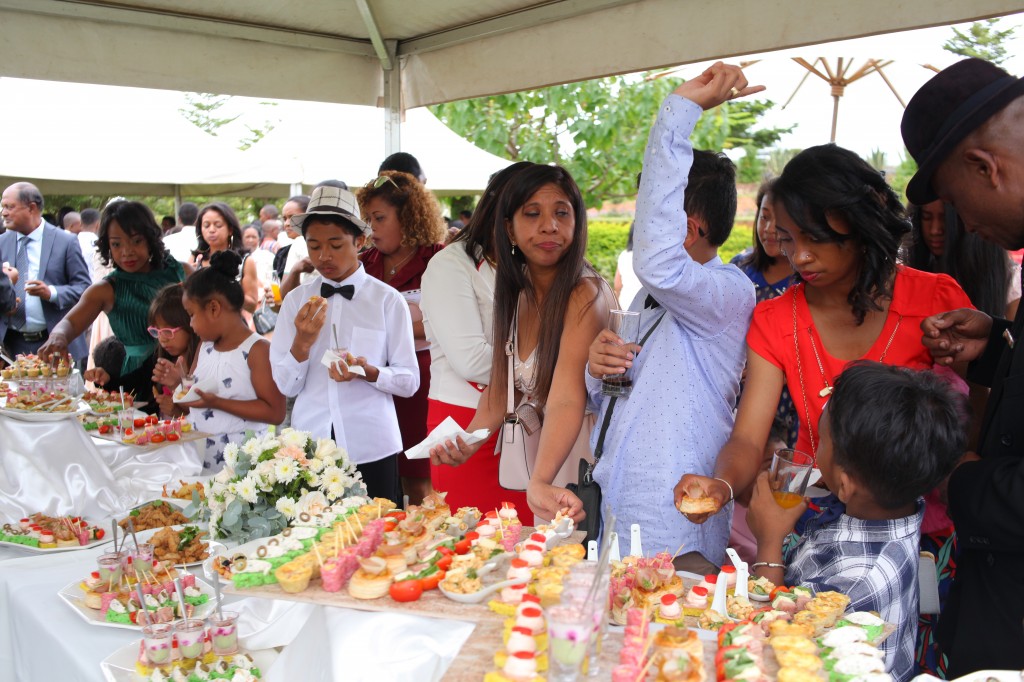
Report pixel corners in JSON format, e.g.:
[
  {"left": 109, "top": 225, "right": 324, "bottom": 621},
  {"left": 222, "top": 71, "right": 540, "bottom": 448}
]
[
  {"left": 587, "top": 311, "right": 666, "bottom": 482},
  {"left": 504, "top": 301, "right": 520, "bottom": 417}
]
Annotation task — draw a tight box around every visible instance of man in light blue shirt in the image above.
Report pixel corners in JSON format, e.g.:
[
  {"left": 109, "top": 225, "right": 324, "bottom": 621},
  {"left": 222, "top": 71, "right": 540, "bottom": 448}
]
[{"left": 584, "top": 65, "right": 761, "bottom": 570}]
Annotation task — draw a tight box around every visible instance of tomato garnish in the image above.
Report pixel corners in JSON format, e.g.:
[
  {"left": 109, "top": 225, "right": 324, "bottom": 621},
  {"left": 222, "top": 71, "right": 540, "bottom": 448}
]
[
  {"left": 166, "top": 433, "right": 180, "bottom": 442},
  {"left": 420, "top": 570, "right": 445, "bottom": 591},
  {"left": 454, "top": 538, "right": 472, "bottom": 555},
  {"left": 389, "top": 579, "right": 423, "bottom": 602},
  {"left": 133, "top": 418, "right": 145, "bottom": 428},
  {"left": 435, "top": 555, "right": 452, "bottom": 572},
  {"left": 151, "top": 434, "right": 166, "bottom": 443}
]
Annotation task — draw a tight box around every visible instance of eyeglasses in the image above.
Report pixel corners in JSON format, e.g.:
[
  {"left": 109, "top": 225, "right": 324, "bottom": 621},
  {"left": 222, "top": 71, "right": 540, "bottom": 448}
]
[
  {"left": 147, "top": 326, "right": 182, "bottom": 338},
  {"left": 372, "top": 175, "right": 399, "bottom": 189}
]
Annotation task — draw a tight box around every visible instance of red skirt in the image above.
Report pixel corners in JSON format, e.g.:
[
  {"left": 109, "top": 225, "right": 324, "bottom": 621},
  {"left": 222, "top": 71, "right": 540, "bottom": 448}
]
[
  {"left": 427, "top": 398, "right": 533, "bottom": 526},
  {"left": 396, "top": 348, "right": 432, "bottom": 478}
]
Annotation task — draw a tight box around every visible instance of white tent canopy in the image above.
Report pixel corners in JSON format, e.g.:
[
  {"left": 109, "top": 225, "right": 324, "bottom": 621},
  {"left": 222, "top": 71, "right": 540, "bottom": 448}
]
[
  {"left": 0, "top": 78, "right": 510, "bottom": 198},
  {"left": 0, "top": 0, "right": 1019, "bottom": 112}
]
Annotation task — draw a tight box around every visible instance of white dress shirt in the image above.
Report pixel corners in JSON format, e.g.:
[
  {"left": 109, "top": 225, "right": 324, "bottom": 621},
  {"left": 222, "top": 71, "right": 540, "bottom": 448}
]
[
  {"left": 283, "top": 236, "right": 315, "bottom": 285},
  {"left": 270, "top": 265, "right": 419, "bottom": 464},
  {"left": 76, "top": 231, "right": 104, "bottom": 282},
  {"left": 163, "top": 226, "right": 197, "bottom": 264},
  {"left": 421, "top": 241, "right": 496, "bottom": 407}
]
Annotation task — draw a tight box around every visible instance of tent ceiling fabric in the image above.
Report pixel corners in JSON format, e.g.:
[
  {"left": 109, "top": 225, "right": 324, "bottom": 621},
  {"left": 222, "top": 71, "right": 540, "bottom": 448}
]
[{"left": 0, "top": 0, "right": 1019, "bottom": 109}]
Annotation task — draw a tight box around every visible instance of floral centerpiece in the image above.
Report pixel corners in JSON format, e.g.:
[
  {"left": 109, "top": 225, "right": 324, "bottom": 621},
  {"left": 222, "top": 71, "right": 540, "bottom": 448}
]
[{"left": 196, "top": 428, "right": 365, "bottom": 541}]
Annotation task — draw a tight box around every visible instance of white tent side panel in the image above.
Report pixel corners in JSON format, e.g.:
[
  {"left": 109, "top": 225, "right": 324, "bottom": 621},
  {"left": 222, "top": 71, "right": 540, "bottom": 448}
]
[
  {"left": 401, "top": 0, "right": 1024, "bottom": 107},
  {"left": 0, "top": 10, "right": 383, "bottom": 106}
]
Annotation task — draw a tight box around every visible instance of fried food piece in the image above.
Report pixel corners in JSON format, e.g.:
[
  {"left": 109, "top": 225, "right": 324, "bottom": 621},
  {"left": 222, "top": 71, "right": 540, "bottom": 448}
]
[{"left": 120, "top": 501, "right": 189, "bottom": 531}]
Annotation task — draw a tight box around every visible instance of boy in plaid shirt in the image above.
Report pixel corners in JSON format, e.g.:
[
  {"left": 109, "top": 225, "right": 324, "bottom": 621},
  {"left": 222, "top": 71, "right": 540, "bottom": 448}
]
[{"left": 747, "top": 361, "right": 965, "bottom": 681}]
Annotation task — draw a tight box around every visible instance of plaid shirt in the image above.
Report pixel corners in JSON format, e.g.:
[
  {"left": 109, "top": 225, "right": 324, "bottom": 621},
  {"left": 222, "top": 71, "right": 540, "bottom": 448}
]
[{"left": 785, "top": 497, "right": 924, "bottom": 682}]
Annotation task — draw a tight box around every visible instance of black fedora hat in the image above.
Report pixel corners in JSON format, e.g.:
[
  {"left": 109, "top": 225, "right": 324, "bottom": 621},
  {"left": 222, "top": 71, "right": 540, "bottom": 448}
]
[{"left": 902, "top": 58, "right": 1024, "bottom": 205}]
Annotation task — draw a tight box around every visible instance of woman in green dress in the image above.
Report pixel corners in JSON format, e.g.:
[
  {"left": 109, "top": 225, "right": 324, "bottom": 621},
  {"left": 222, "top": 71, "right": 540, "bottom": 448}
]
[{"left": 39, "top": 201, "right": 189, "bottom": 408}]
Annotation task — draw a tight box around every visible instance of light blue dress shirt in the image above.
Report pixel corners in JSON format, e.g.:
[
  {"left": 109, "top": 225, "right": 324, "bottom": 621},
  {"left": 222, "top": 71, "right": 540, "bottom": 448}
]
[
  {"left": 588, "top": 95, "right": 755, "bottom": 564},
  {"left": 17, "top": 221, "right": 53, "bottom": 332}
]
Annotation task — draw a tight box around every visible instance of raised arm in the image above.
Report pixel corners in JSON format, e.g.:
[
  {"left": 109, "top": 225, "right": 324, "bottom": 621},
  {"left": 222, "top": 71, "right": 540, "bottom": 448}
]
[{"left": 633, "top": 63, "right": 763, "bottom": 337}]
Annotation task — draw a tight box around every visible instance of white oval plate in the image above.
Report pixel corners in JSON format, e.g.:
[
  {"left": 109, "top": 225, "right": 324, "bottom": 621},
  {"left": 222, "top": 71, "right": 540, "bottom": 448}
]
[
  {"left": 58, "top": 575, "right": 220, "bottom": 630},
  {"left": 0, "top": 400, "right": 91, "bottom": 421},
  {"left": 100, "top": 638, "right": 277, "bottom": 682}
]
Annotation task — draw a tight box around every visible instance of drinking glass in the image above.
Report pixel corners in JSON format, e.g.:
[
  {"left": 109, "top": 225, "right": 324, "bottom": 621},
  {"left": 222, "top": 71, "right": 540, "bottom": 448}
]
[
  {"left": 769, "top": 448, "right": 814, "bottom": 508},
  {"left": 209, "top": 611, "right": 239, "bottom": 655},
  {"left": 601, "top": 310, "right": 642, "bottom": 398},
  {"left": 97, "top": 551, "right": 124, "bottom": 586},
  {"left": 175, "top": 619, "right": 207, "bottom": 660},
  {"left": 547, "top": 603, "right": 594, "bottom": 681},
  {"left": 141, "top": 623, "right": 174, "bottom": 666}
]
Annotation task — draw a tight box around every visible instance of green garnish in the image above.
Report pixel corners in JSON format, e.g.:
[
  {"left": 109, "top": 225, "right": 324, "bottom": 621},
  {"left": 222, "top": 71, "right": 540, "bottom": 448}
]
[
  {"left": 177, "top": 525, "right": 200, "bottom": 551},
  {"left": 466, "top": 568, "right": 478, "bottom": 580},
  {"left": 130, "top": 509, "right": 140, "bottom": 517}
]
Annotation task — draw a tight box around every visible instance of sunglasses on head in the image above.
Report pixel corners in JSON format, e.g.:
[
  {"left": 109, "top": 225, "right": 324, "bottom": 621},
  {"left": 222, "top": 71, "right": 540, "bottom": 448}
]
[
  {"left": 147, "top": 326, "right": 182, "bottom": 338},
  {"left": 372, "top": 175, "right": 399, "bottom": 189}
]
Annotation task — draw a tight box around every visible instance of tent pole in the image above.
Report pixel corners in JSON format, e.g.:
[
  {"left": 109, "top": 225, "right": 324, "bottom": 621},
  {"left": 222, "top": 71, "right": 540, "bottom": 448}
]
[
  {"left": 174, "top": 185, "right": 182, "bottom": 218},
  {"left": 383, "top": 39, "right": 401, "bottom": 156}
]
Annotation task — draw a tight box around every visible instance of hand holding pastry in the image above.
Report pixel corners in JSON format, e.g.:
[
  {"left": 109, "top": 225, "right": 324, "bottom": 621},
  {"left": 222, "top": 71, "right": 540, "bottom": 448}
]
[
  {"left": 674, "top": 474, "right": 729, "bottom": 523},
  {"left": 290, "top": 296, "right": 328, "bottom": 361}
]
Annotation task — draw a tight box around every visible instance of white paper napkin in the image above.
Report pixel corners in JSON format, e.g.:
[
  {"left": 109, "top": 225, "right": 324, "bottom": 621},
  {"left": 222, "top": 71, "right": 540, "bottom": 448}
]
[
  {"left": 404, "top": 416, "right": 490, "bottom": 460},
  {"left": 320, "top": 349, "right": 366, "bottom": 377},
  {"left": 172, "top": 377, "right": 219, "bottom": 404}
]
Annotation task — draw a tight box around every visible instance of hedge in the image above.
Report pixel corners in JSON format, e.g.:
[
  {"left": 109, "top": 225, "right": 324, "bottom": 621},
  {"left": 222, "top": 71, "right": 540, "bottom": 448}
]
[{"left": 585, "top": 219, "right": 756, "bottom": 282}]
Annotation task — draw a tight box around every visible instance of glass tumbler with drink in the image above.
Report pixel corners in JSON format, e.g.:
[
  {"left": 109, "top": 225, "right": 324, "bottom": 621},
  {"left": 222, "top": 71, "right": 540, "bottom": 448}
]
[
  {"left": 601, "top": 310, "right": 642, "bottom": 398},
  {"left": 769, "top": 448, "right": 814, "bottom": 508}
]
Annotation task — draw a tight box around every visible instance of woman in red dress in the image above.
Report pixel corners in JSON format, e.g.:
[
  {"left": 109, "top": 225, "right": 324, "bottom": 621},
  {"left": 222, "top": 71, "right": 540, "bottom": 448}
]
[{"left": 357, "top": 171, "right": 447, "bottom": 504}]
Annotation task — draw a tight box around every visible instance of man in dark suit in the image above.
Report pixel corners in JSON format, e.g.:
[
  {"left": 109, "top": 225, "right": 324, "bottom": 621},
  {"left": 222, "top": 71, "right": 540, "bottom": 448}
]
[
  {"left": 0, "top": 182, "right": 91, "bottom": 364},
  {"left": 904, "top": 59, "right": 1024, "bottom": 675}
]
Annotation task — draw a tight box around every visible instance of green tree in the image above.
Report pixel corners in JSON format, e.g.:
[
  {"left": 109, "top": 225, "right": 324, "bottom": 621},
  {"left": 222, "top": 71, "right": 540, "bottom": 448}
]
[
  {"left": 430, "top": 74, "right": 792, "bottom": 208},
  {"left": 943, "top": 18, "right": 1016, "bottom": 65},
  {"left": 180, "top": 93, "right": 239, "bottom": 136}
]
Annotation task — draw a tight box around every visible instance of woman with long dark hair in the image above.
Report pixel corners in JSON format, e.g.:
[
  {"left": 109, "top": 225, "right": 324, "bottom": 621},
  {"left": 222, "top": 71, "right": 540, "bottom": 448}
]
[
  {"left": 421, "top": 162, "right": 532, "bottom": 519},
  {"left": 905, "top": 200, "right": 1020, "bottom": 319},
  {"left": 429, "top": 163, "right": 615, "bottom": 521}
]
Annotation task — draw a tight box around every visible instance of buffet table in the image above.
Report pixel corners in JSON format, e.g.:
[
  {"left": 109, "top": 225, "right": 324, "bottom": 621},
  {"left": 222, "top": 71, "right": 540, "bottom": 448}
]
[{"left": 0, "top": 542, "right": 478, "bottom": 681}]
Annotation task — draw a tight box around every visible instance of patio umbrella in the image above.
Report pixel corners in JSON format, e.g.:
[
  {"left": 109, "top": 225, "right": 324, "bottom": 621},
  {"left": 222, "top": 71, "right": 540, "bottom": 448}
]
[{"left": 656, "top": 32, "right": 960, "bottom": 152}]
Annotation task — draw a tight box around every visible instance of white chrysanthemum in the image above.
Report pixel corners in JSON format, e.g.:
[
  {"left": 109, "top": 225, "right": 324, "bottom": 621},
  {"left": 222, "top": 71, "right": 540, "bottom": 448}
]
[
  {"left": 320, "top": 467, "right": 345, "bottom": 488},
  {"left": 307, "top": 457, "right": 326, "bottom": 474},
  {"left": 326, "top": 481, "right": 345, "bottom": 499},
  {"left": 241, "top": 437, "right": 263, "bottom": 457},
  {"left": 214, "top": 467, "right": 233, "bottom": 485},
  {"left": 234, "top": 479, "right": 258, "bottom": 505},
  {"left": 222, "top": 443, "right": 240, "bottom": 470},
  {"left": 275, "top": 497, "right": 298, "bottom": 519},
  {"left": 273, "top": 458, "right": 298, "bottom": 483},
  {"left": 279, "top": 428, "right": 309, "bottom": 450}
]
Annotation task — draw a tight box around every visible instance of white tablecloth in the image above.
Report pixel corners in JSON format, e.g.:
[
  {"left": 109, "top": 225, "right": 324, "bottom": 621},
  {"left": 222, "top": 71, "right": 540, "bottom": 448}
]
[
  {"left": 0, "top": 415, "right": 203, "bottom": 520},
  {"left": 0, "top": 415, "right": 476, "bottom": 681},
  {"left": 0, "top": 543, "right": 475, "bottom": 682}
]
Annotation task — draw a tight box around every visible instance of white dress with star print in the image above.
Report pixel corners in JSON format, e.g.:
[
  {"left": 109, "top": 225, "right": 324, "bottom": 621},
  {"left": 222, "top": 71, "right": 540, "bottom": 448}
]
[{"left": 189, "top": 332, "right": 269, "bottom": 473}]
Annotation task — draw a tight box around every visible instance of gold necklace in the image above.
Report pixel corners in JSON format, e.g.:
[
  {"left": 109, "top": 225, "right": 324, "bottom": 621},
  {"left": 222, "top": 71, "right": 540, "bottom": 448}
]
[
  {"left": 793, "top": 285, "right": 901, "bottom": 456},
  {"left": 385, "top": 249, "right": 416, "bottom": 277}
]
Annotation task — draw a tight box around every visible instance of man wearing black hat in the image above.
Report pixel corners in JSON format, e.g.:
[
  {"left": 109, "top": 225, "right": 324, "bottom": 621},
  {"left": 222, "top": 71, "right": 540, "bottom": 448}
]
[{"left": 903, "top": 57, "right": 1024, "bottom": 675}]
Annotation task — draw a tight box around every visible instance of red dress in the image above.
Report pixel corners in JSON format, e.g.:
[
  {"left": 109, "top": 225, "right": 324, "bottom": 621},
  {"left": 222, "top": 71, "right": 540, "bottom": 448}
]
[
  {"left": 746, "top": 266, "right": 973, "bottom": 456},
  {"left": 362, "top": 244, "right": 443, "bottom": 478}
]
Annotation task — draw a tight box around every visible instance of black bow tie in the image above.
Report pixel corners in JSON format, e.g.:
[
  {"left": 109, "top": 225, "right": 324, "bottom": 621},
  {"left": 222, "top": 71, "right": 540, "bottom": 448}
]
[
  {"left": 644, "top": 294, "right": 661, "bottom": 309},
  {"left": 321, "top": 283, "right": 355, "bottom": 300}
]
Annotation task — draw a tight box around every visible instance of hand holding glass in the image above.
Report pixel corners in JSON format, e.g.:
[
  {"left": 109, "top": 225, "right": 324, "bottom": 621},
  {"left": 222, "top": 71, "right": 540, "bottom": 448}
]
[
  {"left": 769, "top": 448, "right": 814, "bottom": 508},
  {"left": 601, "top": 310, "right": 642, "bottom": 398}
]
